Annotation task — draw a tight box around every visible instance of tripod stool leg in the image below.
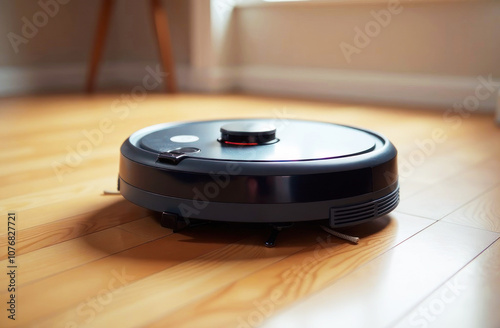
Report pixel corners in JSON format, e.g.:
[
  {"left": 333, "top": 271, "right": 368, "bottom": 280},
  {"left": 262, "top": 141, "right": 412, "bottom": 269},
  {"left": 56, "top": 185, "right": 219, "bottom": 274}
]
[
  {"left": 86, "top": 0, "right": 114, "bottom": 93},
  {"left": 151, "top": 0, "right": 178, "bottom": 93}
]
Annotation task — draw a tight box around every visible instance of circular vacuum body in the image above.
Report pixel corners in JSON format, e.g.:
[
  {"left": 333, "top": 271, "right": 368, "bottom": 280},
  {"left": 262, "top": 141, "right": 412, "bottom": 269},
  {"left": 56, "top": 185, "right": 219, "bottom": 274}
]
[{"left": 119, "top": 119, "right": 399, "bottom": 228}]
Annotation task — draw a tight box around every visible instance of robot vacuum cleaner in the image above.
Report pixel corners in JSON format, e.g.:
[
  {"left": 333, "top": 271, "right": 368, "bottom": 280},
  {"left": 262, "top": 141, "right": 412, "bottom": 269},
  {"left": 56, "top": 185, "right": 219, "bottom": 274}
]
[{"left": 118, "top": 119, "right": 399, "bottom": 245}]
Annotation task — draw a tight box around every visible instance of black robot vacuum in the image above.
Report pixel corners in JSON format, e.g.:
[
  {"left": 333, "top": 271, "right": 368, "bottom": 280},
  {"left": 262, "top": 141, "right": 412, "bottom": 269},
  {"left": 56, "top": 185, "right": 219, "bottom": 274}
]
[{"left": 118, "top": 119, "right": 399, "bottom": 244}]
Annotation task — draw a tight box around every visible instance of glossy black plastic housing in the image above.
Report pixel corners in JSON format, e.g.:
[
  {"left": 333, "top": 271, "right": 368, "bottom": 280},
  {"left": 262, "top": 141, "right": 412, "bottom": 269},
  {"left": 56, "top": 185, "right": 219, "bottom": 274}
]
[
  {"left": 119, "top": 119, "right": 399, "bottom": 226},
  {"left": 220, "top": 121, "right": 277, "bottom": 144}
]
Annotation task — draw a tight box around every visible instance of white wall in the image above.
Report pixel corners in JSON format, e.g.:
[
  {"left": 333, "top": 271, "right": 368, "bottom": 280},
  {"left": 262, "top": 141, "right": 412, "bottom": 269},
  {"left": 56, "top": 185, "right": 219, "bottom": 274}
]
[
  {"left": 216, "top": 0, "right": 500, "bottom": 110},
  {"left": 0, "top": 0, "right": 499, "bottom": 112},
  {"left": 233, "top": 1, "right": 500, "bottom": 77},
  {"left": 0, "top": 0, "right": 191, "bottom": 66},
  {"left": 0, "top": 0, "right": 190, "bottom": 92}
]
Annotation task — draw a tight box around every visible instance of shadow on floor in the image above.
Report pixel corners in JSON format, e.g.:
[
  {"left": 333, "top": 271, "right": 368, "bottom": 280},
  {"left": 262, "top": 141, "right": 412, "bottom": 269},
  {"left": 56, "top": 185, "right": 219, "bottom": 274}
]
[{"left": 81, "top": 198, "right": 394, "bottom": 261}]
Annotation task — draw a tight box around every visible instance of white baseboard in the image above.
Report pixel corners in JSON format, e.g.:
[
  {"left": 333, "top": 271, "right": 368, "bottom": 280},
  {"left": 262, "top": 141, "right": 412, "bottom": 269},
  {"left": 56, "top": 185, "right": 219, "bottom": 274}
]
[
  {"left": 0, "top": 62, "right": 236, "bottom": 96},
  {"left": 236, "top": 66, "right": 499, "bottom": 112},
  {"left": 0, "top": 63, "right": 497, "bottom": 112},
  {"left": 0, "top": 64, "right": 86, "bottom": 96},
  {"left": 179, "top": 66, "right": 237, "bottom": 93}
]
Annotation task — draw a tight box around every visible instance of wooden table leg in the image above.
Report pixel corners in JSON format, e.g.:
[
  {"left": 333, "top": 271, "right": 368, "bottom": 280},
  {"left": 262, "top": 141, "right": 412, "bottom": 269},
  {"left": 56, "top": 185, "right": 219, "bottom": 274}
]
[
  {"left": 151, "top": 0, "right": 178, "bottom": 93},
  {"left": 85, "top": 0, "right": 114, "bottom": 93}
]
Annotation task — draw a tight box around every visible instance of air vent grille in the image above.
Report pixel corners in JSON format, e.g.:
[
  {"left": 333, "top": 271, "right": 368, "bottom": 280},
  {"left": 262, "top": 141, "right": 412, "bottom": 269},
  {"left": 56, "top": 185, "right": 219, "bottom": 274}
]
[{"left": 330, "top": 189, "right": 399, "bottom": 227}]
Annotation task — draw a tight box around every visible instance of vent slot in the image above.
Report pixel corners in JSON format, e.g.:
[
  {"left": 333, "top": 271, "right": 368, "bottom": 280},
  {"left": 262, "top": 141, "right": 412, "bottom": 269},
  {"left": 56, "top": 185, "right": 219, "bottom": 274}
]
[{"left": 330, "top": 189, "right": 399, "bottom": 227}]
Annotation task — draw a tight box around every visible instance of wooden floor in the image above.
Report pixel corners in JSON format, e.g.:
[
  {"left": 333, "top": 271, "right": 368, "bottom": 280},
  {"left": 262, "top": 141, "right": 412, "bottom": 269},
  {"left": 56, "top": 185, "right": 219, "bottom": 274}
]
[{"left": 0, "top": 94, "right": 499, "bottom": 328}]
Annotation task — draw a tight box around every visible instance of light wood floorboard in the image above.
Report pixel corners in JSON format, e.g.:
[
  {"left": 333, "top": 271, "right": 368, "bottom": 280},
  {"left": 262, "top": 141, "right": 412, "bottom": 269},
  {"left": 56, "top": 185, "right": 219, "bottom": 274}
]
[{"left": 0, "top": 94, "right": 498, "bottom": 328}]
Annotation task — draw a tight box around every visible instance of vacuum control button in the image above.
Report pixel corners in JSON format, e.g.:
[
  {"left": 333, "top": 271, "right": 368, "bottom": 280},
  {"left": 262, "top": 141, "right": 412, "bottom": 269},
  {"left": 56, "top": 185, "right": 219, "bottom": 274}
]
[
  {"left": 175, "top": 147, "right": 200, "bottom": 153},
  {"left": 157, "top": 147, "right": 200, "bottom": 165}
]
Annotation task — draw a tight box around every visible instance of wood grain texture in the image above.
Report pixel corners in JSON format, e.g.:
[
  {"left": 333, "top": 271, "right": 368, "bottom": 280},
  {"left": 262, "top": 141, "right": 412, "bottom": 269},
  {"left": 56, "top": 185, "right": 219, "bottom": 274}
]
[
  {"left": 442, "top": 184, "right": 500, "bottom": 233},
  {"left": 147, "top": 213, "right": 433, "bottom": 328},
  {"left": 1, "top": 223, "right": 256, "bottom": 327},
  {"left": 396, "top": 158, "right": 500, "bottom": 220},
  {"left": 0, "top": 199, "right": 150, "bottom": 259},
  {"left": 0, "top": 94, "right": 498, "bottom": 328},
  {"left": 0, "top": 224, "right": 157, "bottom": 286},
  {"left": 394, "top": 238, "right": 500, "bottom": 328},
  {"left": 261, "top": 222, "right": 499, "bottom": 328}
]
